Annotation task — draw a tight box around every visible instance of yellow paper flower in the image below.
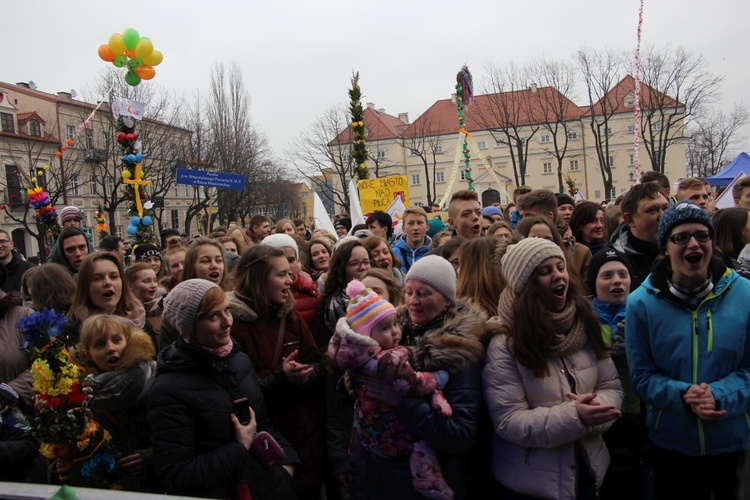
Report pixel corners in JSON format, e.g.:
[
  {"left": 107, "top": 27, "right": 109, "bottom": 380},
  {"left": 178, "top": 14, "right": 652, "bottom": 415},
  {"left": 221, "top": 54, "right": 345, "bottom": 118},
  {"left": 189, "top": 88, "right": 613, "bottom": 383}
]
[
  {"left": 43, "top": 164, "right": 50, "bottom": 170},
  {"left": 39, "top": 443, "right": 56, "bottom": 459}
]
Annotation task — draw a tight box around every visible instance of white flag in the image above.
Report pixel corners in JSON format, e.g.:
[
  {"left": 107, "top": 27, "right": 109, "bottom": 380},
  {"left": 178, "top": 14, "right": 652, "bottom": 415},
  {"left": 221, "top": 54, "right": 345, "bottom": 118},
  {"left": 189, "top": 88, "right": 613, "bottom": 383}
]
[
  {"left": 714, "top": 172, "right": 746, "bottom": 210},
  {"left": 348, "top": 179, "right": 366, "bottom": 230},
  {"left": 385, "top": 194, "right": 406, "bottom": 239},
  {"left": 111, "top": 97, "right": 146, "bottom": 120},
  {"left": 574, "top": 191, "right": 587, "bottom": 203},
  {"left": 312, "top": 191, "right": 338, "bottom": 239}
]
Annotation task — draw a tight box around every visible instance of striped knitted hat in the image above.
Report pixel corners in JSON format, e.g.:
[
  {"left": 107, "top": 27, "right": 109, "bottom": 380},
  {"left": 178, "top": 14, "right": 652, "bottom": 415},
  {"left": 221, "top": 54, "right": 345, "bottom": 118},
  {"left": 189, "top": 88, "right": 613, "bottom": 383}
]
[{"left": 345, "top": 279, "right": 397, "bottom": 337}]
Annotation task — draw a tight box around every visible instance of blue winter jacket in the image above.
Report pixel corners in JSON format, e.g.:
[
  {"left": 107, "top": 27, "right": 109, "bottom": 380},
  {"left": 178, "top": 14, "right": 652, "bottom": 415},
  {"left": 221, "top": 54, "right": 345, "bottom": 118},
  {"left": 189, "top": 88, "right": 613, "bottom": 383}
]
[
  {"left": 625, "top": 260, "right": 750, "bottom": 457},
  {"left": 392, "top": 235, "right": 432, "bottom": 275}
]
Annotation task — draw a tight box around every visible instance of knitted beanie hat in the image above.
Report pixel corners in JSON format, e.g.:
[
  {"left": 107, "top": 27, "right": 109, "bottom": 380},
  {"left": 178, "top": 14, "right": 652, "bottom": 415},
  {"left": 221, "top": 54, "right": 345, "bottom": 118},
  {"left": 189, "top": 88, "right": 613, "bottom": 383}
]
[
  {"left": 501, "top": 238, "right": 566, "bottom": 294},
  {"left": 163, "top": 279, "right": 219, "bottom": 340},
  {"left": 335, "top": 217, "right": 352, "bottom": 232},
  {"left": 344, "top": 279, "right": 397, "bottom": 337},
  {"left": 586, "top": 248, "right": 633, "bottom": 297},
  {"left": 427, "top": 218, "right": 445, "bottom": 237},
  {"left": 60, "top": 206, "right": 83, "bottom": 224},
  {"left": 405, "top": 255, "right": 456, "bottom": 303},
  {"left": 261, "top": 233, "right": 298, "bottom": 259},
  {"left": 134, "top": 243, "right": 162, "bottom": 262},
  {"left": 482, "top": 206, "right": 504, "bottom": 219},
  {"left": 556, "top": 193, "right": 575, "bottom": 207},
  {"left": 657, "top": 201, "right": 714, "bottom": 250}
]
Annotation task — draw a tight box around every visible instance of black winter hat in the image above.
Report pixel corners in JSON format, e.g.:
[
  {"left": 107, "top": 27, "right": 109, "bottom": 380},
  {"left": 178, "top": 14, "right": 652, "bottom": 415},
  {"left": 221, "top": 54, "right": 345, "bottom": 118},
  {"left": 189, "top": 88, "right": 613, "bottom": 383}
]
[{"left": 586, "top": 248, "right": 633, "bottom": 297}]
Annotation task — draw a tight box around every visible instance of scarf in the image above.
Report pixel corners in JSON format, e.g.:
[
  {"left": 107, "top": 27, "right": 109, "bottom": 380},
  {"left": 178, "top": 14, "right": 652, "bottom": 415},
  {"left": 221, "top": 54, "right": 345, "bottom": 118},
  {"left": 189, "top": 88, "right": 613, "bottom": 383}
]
[
  {"left": 184, "top": 337, "right": 234, "bottom": 358},
  {"left": 496, "top": 287, "right": 588, "bottom": 359},
  {"left": 668, "top": 275, "right": 714, "bottom": 308}
]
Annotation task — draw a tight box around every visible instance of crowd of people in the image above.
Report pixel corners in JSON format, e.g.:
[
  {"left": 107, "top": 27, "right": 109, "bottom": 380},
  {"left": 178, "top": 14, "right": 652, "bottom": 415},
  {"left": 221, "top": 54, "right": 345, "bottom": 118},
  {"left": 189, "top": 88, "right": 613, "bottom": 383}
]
[{"left": 1, "top": 171, "right": 750, "bottom": 499}]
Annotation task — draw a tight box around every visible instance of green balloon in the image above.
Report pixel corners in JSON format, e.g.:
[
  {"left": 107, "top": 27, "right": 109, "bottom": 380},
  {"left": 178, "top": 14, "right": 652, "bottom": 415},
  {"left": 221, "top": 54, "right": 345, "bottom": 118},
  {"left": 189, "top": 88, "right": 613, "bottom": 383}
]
[
  {"left": 125, "top": 71, "right": 141, "bottom": 86},
  {"left": 113, "top": 54, "right": 128, "bottom": 68},
  {"left": 127, "top": 57, "right": 143, "bottom": 70},
  {"left": 123, "top": 28, "right": 141, "bottom": 50}
]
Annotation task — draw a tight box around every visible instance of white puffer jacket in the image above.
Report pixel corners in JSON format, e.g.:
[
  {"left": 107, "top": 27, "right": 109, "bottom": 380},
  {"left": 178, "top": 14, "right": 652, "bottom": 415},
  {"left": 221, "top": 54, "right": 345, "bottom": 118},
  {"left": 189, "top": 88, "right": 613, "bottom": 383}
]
[{"left": 483, "top": 335, "right": 623, "bottom": 500}]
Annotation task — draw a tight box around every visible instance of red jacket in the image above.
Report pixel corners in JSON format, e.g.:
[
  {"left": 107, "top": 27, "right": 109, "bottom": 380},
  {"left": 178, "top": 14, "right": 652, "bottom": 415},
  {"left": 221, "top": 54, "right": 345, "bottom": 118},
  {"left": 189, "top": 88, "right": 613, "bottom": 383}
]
[{"left": 291, "top": 272, "right": 321, "bottom": 333}]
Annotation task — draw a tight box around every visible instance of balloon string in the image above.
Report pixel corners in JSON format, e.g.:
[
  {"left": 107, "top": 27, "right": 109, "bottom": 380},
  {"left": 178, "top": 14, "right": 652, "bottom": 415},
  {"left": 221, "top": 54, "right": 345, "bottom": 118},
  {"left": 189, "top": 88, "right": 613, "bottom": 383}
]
[{"left": 633, "top": 0, "right": 644, "bottom": 180}]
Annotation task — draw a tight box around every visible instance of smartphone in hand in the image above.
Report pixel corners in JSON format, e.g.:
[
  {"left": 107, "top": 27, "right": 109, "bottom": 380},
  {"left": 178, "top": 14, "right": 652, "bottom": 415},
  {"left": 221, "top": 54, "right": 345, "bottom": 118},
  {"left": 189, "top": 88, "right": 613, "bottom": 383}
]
[{"left": 233, "top": 397, "right": 251, "bottom": 425}]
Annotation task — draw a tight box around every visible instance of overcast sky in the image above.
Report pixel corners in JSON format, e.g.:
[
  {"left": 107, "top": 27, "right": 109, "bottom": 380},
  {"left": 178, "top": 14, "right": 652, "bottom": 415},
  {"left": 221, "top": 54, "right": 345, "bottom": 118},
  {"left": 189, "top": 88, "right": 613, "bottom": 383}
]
[{"left": 3, "top": 0, "right": 748, "bottom": 170}]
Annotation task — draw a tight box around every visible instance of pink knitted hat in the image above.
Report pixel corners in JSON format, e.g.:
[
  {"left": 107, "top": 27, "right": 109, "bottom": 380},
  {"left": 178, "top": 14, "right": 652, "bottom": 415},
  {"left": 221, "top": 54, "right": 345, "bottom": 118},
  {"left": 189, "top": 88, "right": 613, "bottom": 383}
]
[{"left": 345, "top": 279, "right": 397, "bottom": 337}]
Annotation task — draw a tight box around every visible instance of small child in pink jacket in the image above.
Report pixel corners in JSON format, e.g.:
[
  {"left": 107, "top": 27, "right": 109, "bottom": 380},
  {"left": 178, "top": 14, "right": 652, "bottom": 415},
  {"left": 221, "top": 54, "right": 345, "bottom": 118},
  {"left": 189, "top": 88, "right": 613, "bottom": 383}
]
[{"left": 328, "top": 280, "right": 453, "bottom": 500}]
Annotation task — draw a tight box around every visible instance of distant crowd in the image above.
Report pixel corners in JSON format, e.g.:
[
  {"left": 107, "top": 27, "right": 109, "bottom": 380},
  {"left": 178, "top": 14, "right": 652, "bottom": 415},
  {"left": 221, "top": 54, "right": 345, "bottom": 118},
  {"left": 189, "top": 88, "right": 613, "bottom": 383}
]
[{"left": 1, "top": 170, "right": 750, "bottom": 499}]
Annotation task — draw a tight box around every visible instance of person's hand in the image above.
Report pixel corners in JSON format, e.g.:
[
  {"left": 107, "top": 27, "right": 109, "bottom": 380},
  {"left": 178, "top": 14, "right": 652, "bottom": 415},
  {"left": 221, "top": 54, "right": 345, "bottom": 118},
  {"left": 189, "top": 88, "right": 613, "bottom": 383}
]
[
  {"left": 118, "top": 453, "right": 144, "bottom": 471},
  {"left": 684, "top": 383, "right": 727, "bottom": 421},
  {"left": 282, "top": 350, "right": 314, "bottom": 385},
  {"left": 344, "top": 370, "right": 355, "bottom": 396},
  {"left": 567, "top": 392, "right": 621, "bottom": 426},
  {"left": 362, "top": 377, "right": 402, "bottom": 405},
  {"left": 231, "top": 406, "right": 257, "bottom": 451},
  {"left": 282, "top": 464, "right": 295, "bottom": 477}
]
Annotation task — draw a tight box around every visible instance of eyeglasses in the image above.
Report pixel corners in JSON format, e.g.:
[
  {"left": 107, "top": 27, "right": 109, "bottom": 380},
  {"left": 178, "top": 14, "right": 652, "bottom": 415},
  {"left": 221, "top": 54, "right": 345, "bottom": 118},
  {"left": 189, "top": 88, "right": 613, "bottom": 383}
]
[
  {"left": 347, "top": 259, "right": 371, "bottom": 269},
  {"left": 668, "top": 230, "right": 711, "bottom": 245}
]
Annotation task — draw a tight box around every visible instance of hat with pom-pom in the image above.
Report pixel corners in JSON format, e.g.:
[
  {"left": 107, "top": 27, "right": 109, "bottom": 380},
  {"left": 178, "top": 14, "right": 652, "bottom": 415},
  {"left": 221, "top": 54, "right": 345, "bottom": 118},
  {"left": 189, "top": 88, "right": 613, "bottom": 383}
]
[{"left": 345, "top": 279, "right": 397, "bottom": 337}]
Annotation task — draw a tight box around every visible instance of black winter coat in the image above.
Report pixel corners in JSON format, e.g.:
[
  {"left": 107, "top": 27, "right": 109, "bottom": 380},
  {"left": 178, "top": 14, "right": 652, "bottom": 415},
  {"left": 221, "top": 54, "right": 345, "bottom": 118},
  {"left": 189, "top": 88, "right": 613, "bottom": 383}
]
[{"left": 148, "top": 338, "right": 299, "bottom": 499}]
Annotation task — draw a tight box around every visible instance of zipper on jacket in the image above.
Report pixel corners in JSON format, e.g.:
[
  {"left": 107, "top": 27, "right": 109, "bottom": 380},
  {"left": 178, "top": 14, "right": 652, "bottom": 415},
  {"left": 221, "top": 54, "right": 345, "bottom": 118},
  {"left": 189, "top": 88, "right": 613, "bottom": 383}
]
[
  {"left": 691, "top": 310, "right": 707, "bottom": 456},
  {"left": 707, "top": 310, "right": 713, "bottom": 352}
]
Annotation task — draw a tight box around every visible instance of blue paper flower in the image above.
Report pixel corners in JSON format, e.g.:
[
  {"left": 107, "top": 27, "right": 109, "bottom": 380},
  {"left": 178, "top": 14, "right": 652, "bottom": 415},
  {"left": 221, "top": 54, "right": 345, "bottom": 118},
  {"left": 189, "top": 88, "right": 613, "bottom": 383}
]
[{"left": 17, "top": 308, "right": 68, "bottom": 349}]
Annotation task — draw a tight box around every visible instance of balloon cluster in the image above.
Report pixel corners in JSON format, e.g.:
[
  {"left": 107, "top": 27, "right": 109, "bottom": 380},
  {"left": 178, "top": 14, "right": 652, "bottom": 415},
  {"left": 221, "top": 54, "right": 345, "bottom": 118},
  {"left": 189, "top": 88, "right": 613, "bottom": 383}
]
[
  {"left": 54, "top": 138, "right": 75, "bottom": 159},
  {"left": 116, "top": 117, "right": 155, "bottom": 245},
  {"left": 27, "top": 186, "right": 58, "bottom": 229},
  {"left": 98, "top": 28, "right": 163, "bottom": 86}
]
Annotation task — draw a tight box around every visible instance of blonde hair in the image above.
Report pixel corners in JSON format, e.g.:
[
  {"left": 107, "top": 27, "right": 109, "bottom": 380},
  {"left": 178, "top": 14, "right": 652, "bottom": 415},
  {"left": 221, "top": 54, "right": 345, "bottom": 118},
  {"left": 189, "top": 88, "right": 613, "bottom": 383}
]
[{"left": 75, "top": 314, "right": 153, "bottom": 374}]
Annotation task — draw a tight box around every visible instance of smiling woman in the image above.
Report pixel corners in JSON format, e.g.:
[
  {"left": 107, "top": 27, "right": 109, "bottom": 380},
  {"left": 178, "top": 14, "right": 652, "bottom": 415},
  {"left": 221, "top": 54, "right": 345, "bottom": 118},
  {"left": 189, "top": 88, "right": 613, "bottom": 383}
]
[
  {"left": 227, "top": 245, "right": 325, "bottom": 498},
  {"left": 626, "top": 201, "right": 750, "bottom": 499}
]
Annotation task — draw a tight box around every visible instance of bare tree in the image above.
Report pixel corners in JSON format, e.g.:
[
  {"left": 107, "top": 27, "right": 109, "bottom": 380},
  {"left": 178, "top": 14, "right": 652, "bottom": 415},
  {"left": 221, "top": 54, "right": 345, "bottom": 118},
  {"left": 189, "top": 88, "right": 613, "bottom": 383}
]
[
  {"left": 289, "top": 104, "right": 355, "bottom": 210},
  {"left": 181, "top": 90, "right": 217, "bottom": 233},
  {"left": 686, "top": 104, "right": 749, "bottom": 177},
  {"left": 397, "top": 112, "right": 443, "bottom": 206},
  {"left": 526, "top": 57, "right": 579, "bottom": 193},
  {"left": 638, "top": 45, "right": 723, "bottom": 173},
  {"left": 576, "top": 47, "right": 626, "bottom": 198},
  {"left": 477, "top": 61, "right": 541, "bottom": 187}
]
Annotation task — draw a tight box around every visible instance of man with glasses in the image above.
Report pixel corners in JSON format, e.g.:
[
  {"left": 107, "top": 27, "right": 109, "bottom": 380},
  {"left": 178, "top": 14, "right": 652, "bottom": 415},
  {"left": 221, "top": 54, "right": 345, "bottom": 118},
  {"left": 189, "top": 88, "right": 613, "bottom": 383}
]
[
  {"left": 626, "top": 201, "right": 750, "bottom": 499},
  {"left": 611, "top": 183, "right": 671, "bottom": 290},
  {"left": 0, "top": 229, "right": 34, "bottom": 293},
  {"left": 393, "top": 207, "right": 431, "bottom": 274}
]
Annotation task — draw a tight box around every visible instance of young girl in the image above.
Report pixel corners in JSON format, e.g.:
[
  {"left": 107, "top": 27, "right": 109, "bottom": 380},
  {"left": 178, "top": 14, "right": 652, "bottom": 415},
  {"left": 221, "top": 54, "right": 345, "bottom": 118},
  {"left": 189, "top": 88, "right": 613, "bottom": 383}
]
[
  {"left": 227, "top": 245, "right": 324, "bottom": 498},
  {"left": 160, "top": 237, "right": 186, "bottom": 292},
  {"left": 181, "top": 236, "right": 229, "bottom": 290},
  {"left": 74, "top": 314, "right": 157, "bottom": 491},
  {"left": 303, "top": 238, "right": 332, "bottom": 285},
  {"left": 483, "top": 238, "right": 623, "bottom": 499},
  {"left": 133, "top": 243, "right": 166, "bottom": 281},
  {"left": 327, "top": 280, "right": 453, "bottom": 499},
  {"left": 126, "top": 262, "right": 166, "bottom": 340}
]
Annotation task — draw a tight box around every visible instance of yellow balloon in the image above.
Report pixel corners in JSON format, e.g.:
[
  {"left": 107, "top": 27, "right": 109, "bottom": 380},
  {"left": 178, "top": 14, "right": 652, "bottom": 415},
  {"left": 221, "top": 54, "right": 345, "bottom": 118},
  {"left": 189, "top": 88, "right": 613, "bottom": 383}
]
[
  {"left": 135, "top": 39, "right": 154, "bottom": 59},
  {"left": 122, "top": 171, "right": 132, "bottom": 180},
  {"left": 108, "top": 33, "right": 126, "bottom": 55},
  {"left": 143, "top": 49, "right": 163, "bottom": 67}
]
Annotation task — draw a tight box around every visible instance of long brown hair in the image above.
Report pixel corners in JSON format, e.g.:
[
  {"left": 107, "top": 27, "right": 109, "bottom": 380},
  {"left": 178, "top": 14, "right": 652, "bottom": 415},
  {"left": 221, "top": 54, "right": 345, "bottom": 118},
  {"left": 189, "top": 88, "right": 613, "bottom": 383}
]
[
  {"left": 712, "top": 208, "right": 749, "bottom": 260},
  {"left": 22, "top": 263, "right": 77, "bottom": 314},
  {"left": 302, "top": 238, "right": 333, "bottom": 274},
  {"left": 456, "top": 237, "right": 505, "bottom": 316},
  {"left": 181, "top": 237, "right": 230, "bottom": 291},
  {"left": 322, "top": 239, "right": 366, "bottom": 299},
  {"left": 234, "top": 245, "right": 292, "bottom": 318},
  {"left": 69, "top": 252, "right": 141, "bottom": 322},
  {"left": 507, "top": 274, "right": 608, "bottom": 378}
]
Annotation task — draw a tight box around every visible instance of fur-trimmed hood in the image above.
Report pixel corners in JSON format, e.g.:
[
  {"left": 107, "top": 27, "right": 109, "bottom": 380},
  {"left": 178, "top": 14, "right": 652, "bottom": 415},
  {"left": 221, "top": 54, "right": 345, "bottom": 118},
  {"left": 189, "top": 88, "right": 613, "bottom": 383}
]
[
  {"left": 404, "top": 300, "right": 490, "bottom": 375},
  {"left": 328, "top": 316, "right": 381, "bottom": 370},
  {"left": 226, "top": 291, "right": 293, "bottom": 323}
]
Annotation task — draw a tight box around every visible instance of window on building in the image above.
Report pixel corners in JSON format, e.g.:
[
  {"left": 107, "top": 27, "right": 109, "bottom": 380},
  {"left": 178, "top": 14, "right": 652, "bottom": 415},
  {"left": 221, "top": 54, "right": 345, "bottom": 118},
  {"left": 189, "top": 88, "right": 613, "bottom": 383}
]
[
  {"left": 301, "top": 191, "right": 309, "bottom": 198},
  {"left": 495, "top": 137, "right": 507, "bottom": 147},
  {"left": 476, "top": 140, "right": 488, "bottom": 150},
  {"left": 1, "top": 113, "right": 14, "bottom": 133},
  {"left": 460, "top": 170, "right": 467, "bottom": 181},
  {"left": 174, "top": 184, "right": 179, "bottom": 197},
  {"left": 411, "top": 174, "right": 420, "bottom": 185},
  {"left": 520, "top": 137, "right": 527, "bottom": 145},
  {"left": 570, "top": 160, "right": 580, "bottom": 172},
  {"left": 89, "top": 174, "right": 97, "bottom": 195},
  {"left": 101, "top": 131, "right": 109, "bottom": 148},
  {"left": 608, "top": 156, "right": 615, "bottom": 168},
  {"left": 629, "top": 154, "right": 635, "bottom": 166},
  {"left": 409, "top": 148, "right": 419, "bottom": 156},
  {"left": 436, "top": 171, "right": 445, "bottom": 183},
  {"left": 29, "top": 120, "right": 41, "bottom": 137},
  {"left": 115, "top": 226, "right": 123, "bottom": 238},
  {"left": 601, "top": 126, "right": 613, "bottom": 137},
  {"left": 66, "top": 124, "right": 76, "bottom": 140},
  {"left": 543, "top": 162, "right": 553, "bottom": 174},
  {"left": 106, "top": 177, "right": 115, "bottom": 195},
  {"left": 625, "top": 97, "right": 635, "bottom": 108},
  {"left": 567, "top": 130, "right": 578, "bottom": 141},
  {"left": 4, "top": 164, "right": 22, "bottom": 203},
  {"left": 72, "top": 174, "right": 80, "bottom": 195},
  {"left": 171, "top": 210, "right": 179, "bottom": 229},
  {"left": 434, "top": 144, "right": 444, "bottom": 154},
  {"left": 540, "top": 134, "right": 551, "bottom": 144},
  {"left": 626, "top": 124, "right": 635, "bottom": 134},
  {"left": 414, "top": 202, "right": 424, "bottom": 207},
  {"left": 654, "top": 150, "right": 662, "bottom": 169},
  {"left": 376, "top": 150, "right": 386, "bottom": 160},
  {"left": 85, "top": 127, "right": 95, "bottom": 148},
  {"left": 651, "top": 122, "right": 662, "bottom": 131},
  {"left": 342, "top": 154, "right": 350, "bottom": 163}
]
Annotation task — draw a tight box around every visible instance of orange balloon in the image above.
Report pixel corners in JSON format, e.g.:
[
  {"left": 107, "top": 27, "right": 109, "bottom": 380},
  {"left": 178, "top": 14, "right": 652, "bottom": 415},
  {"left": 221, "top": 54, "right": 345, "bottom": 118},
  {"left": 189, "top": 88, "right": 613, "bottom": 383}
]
[
  {"left": 55, "top": 152, "right": 62, "bottom": 158},
  {"left": 134, "top": 65, "right": 156, "bottom": 80},
  {"left": 98, "top": 44, "right": 116, "bottom": 62},
  {"left": 125, "top": 48, "right": 136, "bottom": 59}
]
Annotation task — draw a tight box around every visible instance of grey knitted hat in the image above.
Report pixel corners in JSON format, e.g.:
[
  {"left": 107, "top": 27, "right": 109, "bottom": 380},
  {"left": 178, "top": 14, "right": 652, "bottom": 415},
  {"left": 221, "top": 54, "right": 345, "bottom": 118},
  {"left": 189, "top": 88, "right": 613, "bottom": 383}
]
[
  {"left": 657, "top": 201, "right": 714, "bottom": 250},
  {"left": 501, "top": 238, "right": 565, "bottom": 294},
  {"left": 162, "top": 279, "right": 219, "bottom": 340},
  {"left": 261, "top": 233, "right": 298, "bottom": 259},
  {"left": 405, "top": 255, "right": 456, "bottom": 303}
]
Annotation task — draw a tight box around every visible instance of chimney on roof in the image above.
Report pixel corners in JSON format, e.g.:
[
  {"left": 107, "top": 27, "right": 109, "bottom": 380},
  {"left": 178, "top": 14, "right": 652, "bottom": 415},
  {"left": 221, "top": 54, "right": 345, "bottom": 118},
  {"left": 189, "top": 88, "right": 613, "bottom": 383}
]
[
  {"left": 529, "top": 83, "right": 538, "bottom": 94},
  {"left": 398, "top": 112, "right": 409, "bottom": 124},
  {"left": 451, "top": 93, "right": 457, "bottom": 104},
  {"left": 377, "top": 108, "right": 385, "bottom": 114},
  {"left": 57, "top": 91, "right": 72, "bottom": 98},
  {"left": 366, "top": 102, "right": 375, "bottom": 110}
]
